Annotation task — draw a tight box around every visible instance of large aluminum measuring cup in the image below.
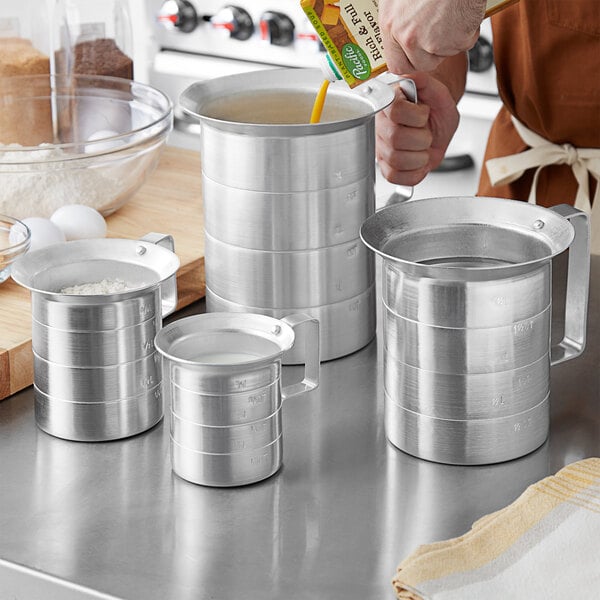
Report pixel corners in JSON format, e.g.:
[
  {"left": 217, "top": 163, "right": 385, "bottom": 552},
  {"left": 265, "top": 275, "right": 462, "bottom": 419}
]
[
  {"left": 180, "top": 68, "right": 395, "bottom": 363},
  {"left": 361, "top": 196, "right": 590, "bottom": 465},
  {"left": 155, "top": 312, "right": 319, "bottom": 487},
  {"left": 11, "top": 233, "right": 179, "bottom": 441}
]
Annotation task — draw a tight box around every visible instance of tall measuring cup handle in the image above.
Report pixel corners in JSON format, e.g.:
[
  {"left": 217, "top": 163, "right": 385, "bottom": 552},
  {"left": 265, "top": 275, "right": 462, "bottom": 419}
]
[
  {"left": 280, "top": 313, "right": 320, "bottom": 400},
  {"left": 369, "top": 74, "right": 417, "bottom": 205},
  {"left": 548, "top": 205, "right": 590, "bottom": 365},
  {"left": 140, "top": 232, "right": 178, "bottom": 318}
]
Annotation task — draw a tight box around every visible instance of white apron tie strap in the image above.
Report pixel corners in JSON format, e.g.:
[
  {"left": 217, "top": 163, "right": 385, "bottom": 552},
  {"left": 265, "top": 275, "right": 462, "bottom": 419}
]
[{"left": 485, "top": 116, "right": 600, "bottom": 252}]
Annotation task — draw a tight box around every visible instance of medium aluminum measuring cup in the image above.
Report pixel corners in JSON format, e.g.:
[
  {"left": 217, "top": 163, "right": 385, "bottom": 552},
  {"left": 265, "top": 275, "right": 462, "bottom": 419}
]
[
  {"left": 11, "top": 233, "right": 179, "bottom": 441},
  {"left": 361, "top": 196, "right": 590, "bottom": 465},
  {"left": 155, "top": 312, "right": 320, "bottom": 487}
]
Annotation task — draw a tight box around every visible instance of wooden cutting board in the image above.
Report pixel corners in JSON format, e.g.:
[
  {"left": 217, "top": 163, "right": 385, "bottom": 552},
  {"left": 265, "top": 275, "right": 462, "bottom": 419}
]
[{"left": 0, "top": 145, "right": 205, "bottom": 400}]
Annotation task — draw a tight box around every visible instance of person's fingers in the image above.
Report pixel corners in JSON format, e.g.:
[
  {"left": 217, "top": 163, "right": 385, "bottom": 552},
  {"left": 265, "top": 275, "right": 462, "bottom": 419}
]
[
  {"left": 376, "top": 114, "right": 433, "bottom": 152},
  {"left": 377, "top": 159, "right": 430, "bottom": 187},
  {"left": 382, "top": 88, "right": 430, "bottom": 126}
]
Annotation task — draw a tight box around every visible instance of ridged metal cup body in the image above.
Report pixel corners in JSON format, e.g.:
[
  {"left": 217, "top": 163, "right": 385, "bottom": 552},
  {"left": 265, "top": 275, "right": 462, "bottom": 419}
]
[
  {"left": 34, "top": 384, "right": 163, "bottom": 442},
  {"left": 10, "top": 236, "right": 180, "bottom": 441},
  {"left": 34, "top": 351, "right": 162, "bottom": 403},
  {"left": 167, "top": 358, "right": 285, "bottom": 486},
  {"left": 156, "top": 312, "right": 319, "bottom": 486},
  {"left": 32, "top": 313, "right": 161, "bottom": 367},
  {"left": 384, "top": 393, "right": 550, "bottom": 465},
  {"left": 180, "top": 68, "right": 394, "bottom": 362},
  {"left": 171, "top": 367, "right": 282, "bottom": 426},
  {"left": 360, "top": 197, "right": 590, "bottom": 464},
  {"left": 170, "top": 435, "right": 283, "bottom": 488},
  {"left": 171, "top": 409, "right": 282, "bottom": 453}
]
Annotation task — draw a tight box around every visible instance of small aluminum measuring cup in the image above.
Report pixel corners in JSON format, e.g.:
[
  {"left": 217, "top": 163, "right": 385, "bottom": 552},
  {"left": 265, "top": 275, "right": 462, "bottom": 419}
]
[
  {"left": 11, "top": 233, "right": 179, "bottom": 441},
  {"left": 155, "top": 312, "right": 320, "bottom": 487}
]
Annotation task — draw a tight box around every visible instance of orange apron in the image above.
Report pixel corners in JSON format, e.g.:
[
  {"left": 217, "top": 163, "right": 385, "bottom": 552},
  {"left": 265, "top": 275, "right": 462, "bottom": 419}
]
[{"left": 477, "top": 0, "right": 600, "bottom": 247}]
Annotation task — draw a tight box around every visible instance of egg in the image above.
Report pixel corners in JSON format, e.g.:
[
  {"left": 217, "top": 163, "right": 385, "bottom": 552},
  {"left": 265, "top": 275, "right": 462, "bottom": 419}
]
[
  {"left": 50, "top": 204, "right": 107, "bottom": 241},
  {"left": 12, "top": 217, "right": 66, "bottom": 252},
  {"left": 85, "top": 129, "right": 124, "bottom": 154}
]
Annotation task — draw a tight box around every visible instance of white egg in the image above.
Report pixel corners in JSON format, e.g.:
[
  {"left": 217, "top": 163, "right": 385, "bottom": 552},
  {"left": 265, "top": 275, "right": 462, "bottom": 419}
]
[
  {"left": 16, "top": 218, "right": 66, "bottom": 252},
  {"left": 50, "top": 204, "right": 107, "bottom": 241},
  {"left": 85, "top": 129, "right": 124, "bottom": 153}
]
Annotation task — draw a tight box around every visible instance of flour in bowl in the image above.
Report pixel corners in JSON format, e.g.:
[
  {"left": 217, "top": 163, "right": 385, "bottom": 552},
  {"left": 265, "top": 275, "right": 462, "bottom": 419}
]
[
  {"left": 0, "top": 144, "right": 122, "bottom": 219},
  {"left": 61, "top": 278, "right": 133, "bottom": 295}
]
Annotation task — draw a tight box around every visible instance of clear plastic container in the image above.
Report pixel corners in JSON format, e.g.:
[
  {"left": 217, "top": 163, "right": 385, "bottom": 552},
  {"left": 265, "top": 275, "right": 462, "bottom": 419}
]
[
  {"left": 0, "top": 0, "right": 51, "bottom": 76},
  {"left": 0, "top": 0, "right": 52, "bottom": 145},
  {"left": 52, "top": 0, "right": 134, "bottom": 79}
]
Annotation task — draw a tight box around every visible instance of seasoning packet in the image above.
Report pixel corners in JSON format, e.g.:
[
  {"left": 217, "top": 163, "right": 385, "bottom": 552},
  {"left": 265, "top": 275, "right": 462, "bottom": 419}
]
[{"left": 301, "top": 0, "right": 387, "bottom": 88}]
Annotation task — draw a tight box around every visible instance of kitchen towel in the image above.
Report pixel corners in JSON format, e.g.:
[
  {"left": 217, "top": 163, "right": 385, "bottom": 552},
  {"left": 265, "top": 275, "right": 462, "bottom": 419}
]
[{"left": 392, "top": 457, "right": 600, "bottom": 600}]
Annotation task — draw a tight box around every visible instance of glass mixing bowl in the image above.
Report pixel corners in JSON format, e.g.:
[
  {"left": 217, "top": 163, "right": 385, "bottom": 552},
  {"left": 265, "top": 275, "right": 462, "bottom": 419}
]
[
  {"left": 0, "top": 214, "right": 31, "bottom": 284},
  {"left": 0, "top": 74, "right": 173, "bottom": 219}
]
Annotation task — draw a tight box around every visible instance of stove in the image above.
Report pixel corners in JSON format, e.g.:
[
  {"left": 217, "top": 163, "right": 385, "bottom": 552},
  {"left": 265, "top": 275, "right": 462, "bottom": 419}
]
[{"left": 145, "top": 0, "right": 502, "bottom": 199}]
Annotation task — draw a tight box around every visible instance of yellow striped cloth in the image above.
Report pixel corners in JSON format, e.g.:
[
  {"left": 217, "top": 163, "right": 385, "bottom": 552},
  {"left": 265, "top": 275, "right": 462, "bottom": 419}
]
[{"left": 393, "top": 458, "right": 600, "bottom": 599}]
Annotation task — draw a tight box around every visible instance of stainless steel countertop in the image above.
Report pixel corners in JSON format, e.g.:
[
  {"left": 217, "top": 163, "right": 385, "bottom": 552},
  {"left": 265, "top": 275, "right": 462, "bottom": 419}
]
[{"left": 0, "top": 253, "right": 598, "bottom": 600}]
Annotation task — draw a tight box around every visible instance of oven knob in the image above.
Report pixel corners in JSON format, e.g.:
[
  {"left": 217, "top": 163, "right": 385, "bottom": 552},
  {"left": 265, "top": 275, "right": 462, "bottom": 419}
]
[
  {"left": 259, "top": 11, "right": 295, "bottom": 46},
  {"left": 157, "top": 0, "right": 198, "bottom": 33},
  {"left": 468, "top": 36, "right": 494, "bottom": 73},
  {"left": 211, "top": 6, "right": 254, "bottom": 41}
]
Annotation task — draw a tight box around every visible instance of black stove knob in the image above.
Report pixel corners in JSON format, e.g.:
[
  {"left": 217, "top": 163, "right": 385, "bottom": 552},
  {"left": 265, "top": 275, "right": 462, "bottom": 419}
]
[
  {"left": 211, "top": 6, "right": 254, "bottom": 41},
  {"left": 157, "top": 0, "right": 198, "bottom": 33},
  {"left": 259, "top": 11, "right": 295, "bottom": 46},
  {"left": 468, "top": 36, "right": 494, "bottom": 73}
]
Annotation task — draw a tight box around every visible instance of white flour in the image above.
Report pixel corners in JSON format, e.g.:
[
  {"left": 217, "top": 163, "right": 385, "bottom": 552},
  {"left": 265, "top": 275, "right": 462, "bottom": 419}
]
[
  {"left": 0, "top": 144, "right": 121, "bottom": 219},
  {"left": 61, "top": 278, "right": 132, "bottom": 295}
]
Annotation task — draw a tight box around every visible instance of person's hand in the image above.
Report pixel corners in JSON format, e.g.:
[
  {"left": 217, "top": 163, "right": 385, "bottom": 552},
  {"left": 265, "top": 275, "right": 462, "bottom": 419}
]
[
  {"left": 376, "top": 71, "right": 460, "bottom": 186},
  {"left": 379, "top": 0, "right": 486, "bottom": 74}
]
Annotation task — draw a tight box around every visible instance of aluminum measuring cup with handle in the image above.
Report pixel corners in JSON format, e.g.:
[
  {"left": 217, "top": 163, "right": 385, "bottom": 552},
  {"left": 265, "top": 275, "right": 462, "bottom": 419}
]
[
  {"left": 179, "top": 67, "right": 397, "bottom": 363},
  {"left": 360, "top": 196, "right": 590, "bottom": 465},
  {"left": 155, "top": 312, "right": 319, "bottom": 487},
  {"left": 11, "top": 233, "right": 179, "bottom": 441}
]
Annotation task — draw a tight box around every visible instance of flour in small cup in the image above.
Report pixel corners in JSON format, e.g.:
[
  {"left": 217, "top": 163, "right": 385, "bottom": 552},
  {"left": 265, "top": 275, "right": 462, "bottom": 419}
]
[{"left": 61, "top": 278, "right": 133, "bottom": 295}]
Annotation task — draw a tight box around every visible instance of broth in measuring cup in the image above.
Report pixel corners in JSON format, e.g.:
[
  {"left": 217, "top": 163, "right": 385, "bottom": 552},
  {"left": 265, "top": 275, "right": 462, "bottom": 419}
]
[{"left": 200, "top": 89, "right": 366, "bottom": 125}]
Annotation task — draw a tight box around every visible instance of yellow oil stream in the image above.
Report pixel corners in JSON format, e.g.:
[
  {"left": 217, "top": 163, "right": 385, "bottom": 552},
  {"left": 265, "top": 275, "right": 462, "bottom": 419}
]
[{"left": 310, "top": 79, "right": 330, "bottom": 124}]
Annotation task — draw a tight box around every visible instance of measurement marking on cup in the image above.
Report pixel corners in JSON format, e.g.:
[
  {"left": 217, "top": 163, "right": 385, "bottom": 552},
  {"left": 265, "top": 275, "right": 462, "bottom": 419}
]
[
  {"left": 140, "top": 376, "right": 155, "bottom": 389},
  {"left": 514, "top": 320, "right": 534, "bottom": 336},
  {"left": 516, "top": 374, "right": 532, "bottom": 389},
  {"left": 142, "top": 339, "right": 154, "bottom": 352},
  {"left": 491, "top": 395, "right": 505, "bottom": 408},
  {"left": 248, "top": 391, "right": 267, "bottom": 405},
  {"left": 250, "top": 453, "right": 269, "bottom": 466},
  {"left": 139, "top": 303, "right": 153, "bottom": 318},
  {"left": 235, "top": 379, "right": 247, "bottom": 389},
  {"left": 513, "top": 417, "right": 533, "bottom": 433},
  {"left": 348, "top": 300, "right": 360, "bottom": 312}
]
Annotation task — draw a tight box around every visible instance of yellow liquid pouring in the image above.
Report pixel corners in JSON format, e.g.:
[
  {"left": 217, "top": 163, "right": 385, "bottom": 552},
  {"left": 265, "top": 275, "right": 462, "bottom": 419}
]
[{"left": 310, "top": 79, "right": 330, "bottom": 124}]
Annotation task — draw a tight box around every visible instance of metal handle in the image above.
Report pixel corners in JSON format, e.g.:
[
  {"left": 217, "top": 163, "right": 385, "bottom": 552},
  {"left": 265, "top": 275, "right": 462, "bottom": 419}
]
[
  {"left": 280, "top": 313, "right": 320, "bottom": 400},
  {"left": 549, "top": 205, "right": 590, "bottom": 365},
  {"left": 140, "top": 232, "right": 178, "bottom": 318},
  {"left": 373, "top": 74, "right": 417, "bottom": 205}
]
